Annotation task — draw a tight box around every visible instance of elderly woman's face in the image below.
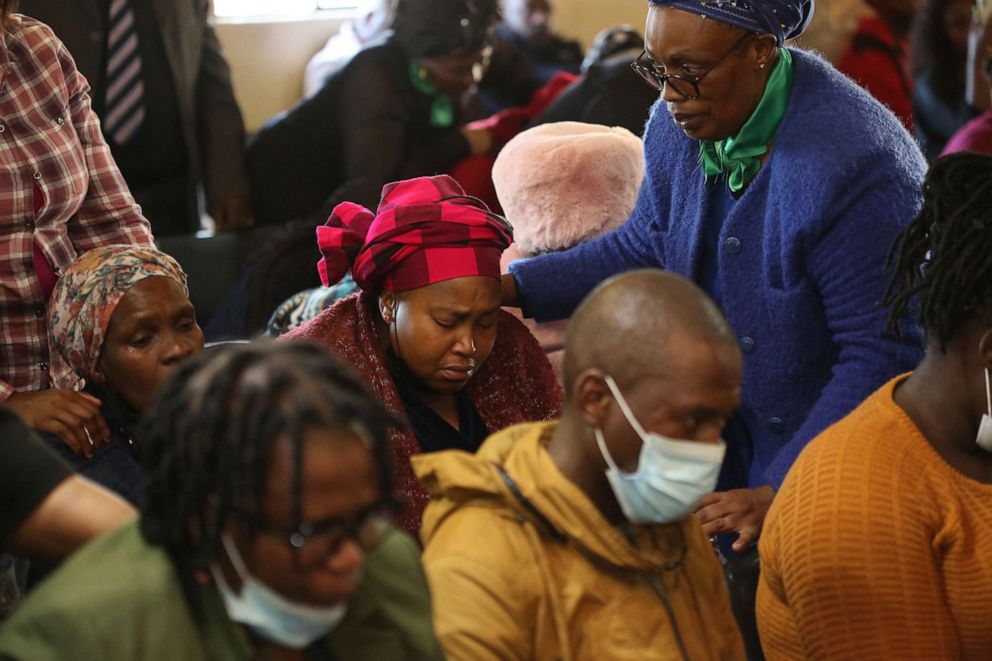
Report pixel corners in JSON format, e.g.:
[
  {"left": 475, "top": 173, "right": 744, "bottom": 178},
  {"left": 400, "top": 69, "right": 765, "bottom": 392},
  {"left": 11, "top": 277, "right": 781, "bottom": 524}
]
[
  {"left": 95, "top": 276, "right": 204, "bottom": 412},
  {"left": 381, "top": 276, "right": 501, "bottom": 395},
  {"left": 645, "top": 6, "right": 776, "bottom": 141}
]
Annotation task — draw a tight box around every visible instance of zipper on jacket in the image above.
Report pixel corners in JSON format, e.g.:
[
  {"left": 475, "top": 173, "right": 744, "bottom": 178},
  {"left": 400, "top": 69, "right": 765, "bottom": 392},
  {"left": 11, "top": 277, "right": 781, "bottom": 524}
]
[{"left": 645, "top": 574, "right": 690, "bottom": 661}]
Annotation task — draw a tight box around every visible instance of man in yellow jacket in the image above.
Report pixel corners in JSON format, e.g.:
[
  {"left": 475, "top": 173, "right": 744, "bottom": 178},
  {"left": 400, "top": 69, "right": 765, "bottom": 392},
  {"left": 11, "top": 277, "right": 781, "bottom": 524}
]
[{"left": 414, "top": 269, "right": 747, "bottom": 660}]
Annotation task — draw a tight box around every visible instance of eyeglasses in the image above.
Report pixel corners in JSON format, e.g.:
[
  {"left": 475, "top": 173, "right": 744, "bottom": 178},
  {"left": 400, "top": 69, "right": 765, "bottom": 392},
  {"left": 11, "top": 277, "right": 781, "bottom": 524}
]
[
  {"left": 630, "top": 32, "right": 755, "bottom": 99},
  {"left": 259, "top": 503, "right": 397, "bottom": 571}
]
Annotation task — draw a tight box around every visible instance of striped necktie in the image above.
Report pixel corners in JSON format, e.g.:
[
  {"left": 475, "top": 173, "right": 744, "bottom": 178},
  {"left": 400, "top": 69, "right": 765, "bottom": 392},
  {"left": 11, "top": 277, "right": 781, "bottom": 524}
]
[{"left": 103, "top": 0, "right": 145, "bottom": 145}]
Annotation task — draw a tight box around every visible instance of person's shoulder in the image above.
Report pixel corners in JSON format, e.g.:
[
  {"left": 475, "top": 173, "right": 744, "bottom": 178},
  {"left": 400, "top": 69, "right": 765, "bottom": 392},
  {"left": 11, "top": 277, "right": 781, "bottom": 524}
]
[
  {"left": 781, "top": 49, "right": 922, "bottom": 165},
  {"left": 777, "top": 377, "right": 927, "bottom": 503},
  {"left": 30, "top": 522, "right": 178, "bottom": 604},
  {"left": 363, "top": 525, "right": 426, "bottom": 582},
  {"left": 0, "top": 523, "right": 187, "bottom": 654},
  {"left": 281, "top": 290, "right": 364, "bottom": 345},
  {"left": 422, "top": 490, "right": 536, "bottom": 574},
  {"left": 4, "top": 15, "right": 61, "bottom": 59},
  {"left": 945, "top": 111, "right": 992, "bottom": 155},
  {"left": 486, "top": 310, "right": 563, "bottom": 415},
  {"left": 331, "top": 527, "right": 443, "bottom": 660},
  {"left": 341, "top": 38, "right": 403, "bottom": 80},
  {"left": 6, "top": 14, "right": 56, "bottom": 41}
]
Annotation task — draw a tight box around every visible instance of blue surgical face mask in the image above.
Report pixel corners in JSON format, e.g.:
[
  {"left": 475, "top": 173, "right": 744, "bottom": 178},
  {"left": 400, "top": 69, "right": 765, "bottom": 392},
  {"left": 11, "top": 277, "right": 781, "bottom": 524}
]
[
  {"left": 211, "top": 533, "right": 348, "bottom": 650},
  {"left": 595, "top": 375, "right": 726, "bottom": 525}
]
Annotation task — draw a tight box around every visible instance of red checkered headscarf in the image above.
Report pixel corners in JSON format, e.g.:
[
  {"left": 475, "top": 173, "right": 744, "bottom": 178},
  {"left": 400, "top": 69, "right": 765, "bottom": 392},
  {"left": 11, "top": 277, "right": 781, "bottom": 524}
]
[{"left": 317, "top": 175, "right": 513, "bottom": 293}]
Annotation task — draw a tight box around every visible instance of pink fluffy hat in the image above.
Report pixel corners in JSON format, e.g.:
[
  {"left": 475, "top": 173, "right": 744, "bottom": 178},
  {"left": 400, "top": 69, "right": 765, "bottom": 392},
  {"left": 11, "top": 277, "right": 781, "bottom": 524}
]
[{"left": 493, "top": 121, "right": 644, "bottom": 255}]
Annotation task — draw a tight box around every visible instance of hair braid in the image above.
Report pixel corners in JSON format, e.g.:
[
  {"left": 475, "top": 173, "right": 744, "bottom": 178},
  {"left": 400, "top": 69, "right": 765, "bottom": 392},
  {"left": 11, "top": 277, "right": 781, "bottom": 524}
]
[
  {"left": 884, "top": 152, "right": 992, "bottom": 350},
  {"left": 139, "top": 342, "right": 399, "bottom": 616}
]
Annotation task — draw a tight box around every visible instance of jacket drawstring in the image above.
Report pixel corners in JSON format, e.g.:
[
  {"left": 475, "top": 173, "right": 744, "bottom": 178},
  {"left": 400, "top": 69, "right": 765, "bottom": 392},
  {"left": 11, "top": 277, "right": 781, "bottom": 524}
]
[{"left": 645, "top": 574, "right": 690, "bottom": 661}]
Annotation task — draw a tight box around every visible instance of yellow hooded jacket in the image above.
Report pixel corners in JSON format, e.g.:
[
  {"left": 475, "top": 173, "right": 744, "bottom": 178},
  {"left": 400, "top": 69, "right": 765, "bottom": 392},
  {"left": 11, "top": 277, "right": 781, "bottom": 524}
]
[{"left": 413, "top": 421, "right": 746, "bottom": 661}]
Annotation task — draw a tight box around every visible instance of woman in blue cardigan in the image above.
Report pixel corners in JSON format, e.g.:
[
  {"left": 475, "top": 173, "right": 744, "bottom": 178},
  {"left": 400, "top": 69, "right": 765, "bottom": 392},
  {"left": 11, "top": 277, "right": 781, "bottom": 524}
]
[{"left": 502, "top": 0, "right": 927, "bottom": 554}]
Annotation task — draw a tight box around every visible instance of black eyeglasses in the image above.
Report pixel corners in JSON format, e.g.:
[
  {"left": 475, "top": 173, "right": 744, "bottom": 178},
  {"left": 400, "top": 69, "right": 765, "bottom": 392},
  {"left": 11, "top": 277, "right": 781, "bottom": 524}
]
[
  {"left": 259, "top": 502, "right": 397, "bottom": 571},
  {"left": 630, "top": 32, "right": 755, "bottom": 99}
]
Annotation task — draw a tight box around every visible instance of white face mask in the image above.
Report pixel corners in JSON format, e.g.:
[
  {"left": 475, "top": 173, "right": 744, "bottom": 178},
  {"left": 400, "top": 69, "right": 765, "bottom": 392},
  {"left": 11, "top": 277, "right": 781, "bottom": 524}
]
[
  {"left": 595, "top": 375, "right": 726, "bottom": 525},
  {"left": 977, "top": 367, "right": 992, "bottom": 453},
  {"left": 211, "top": 533, "right": 348, "bottom": 650}
]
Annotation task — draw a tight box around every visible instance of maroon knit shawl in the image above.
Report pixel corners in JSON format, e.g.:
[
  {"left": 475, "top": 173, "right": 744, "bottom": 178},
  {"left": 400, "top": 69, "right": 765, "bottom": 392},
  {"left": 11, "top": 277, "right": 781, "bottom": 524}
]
[{"left": 281, "top": 291, "right": 563, "bottom": 535}]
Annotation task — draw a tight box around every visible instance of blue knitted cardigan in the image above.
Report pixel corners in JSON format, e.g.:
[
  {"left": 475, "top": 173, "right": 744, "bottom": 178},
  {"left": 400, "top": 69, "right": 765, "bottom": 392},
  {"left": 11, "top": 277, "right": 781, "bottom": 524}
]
[{"left": 509, "top": 48, "right": 927, "bottom": 489}]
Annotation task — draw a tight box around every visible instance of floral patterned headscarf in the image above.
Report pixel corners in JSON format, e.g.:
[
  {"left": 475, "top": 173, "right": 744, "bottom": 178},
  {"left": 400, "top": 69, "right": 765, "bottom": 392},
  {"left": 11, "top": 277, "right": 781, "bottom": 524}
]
[{"left": 49, "top": 246, "right": 188, "bottom": 381}]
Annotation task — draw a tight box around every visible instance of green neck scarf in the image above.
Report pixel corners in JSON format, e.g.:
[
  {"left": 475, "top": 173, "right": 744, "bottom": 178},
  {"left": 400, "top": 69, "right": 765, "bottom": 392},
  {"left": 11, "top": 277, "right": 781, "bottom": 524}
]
[
  {"left": 409, "top": 59, "right": 455, "bottom": 128},
  {"left": 699, "top": 48, "right": 793, "bottom": 193}
]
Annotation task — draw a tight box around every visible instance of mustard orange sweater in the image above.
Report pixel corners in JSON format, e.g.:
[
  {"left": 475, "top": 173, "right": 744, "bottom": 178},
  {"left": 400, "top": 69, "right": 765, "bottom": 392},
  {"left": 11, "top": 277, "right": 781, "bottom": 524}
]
[{"left": 757, "top": 376, "right": 992, "bottom": 660}]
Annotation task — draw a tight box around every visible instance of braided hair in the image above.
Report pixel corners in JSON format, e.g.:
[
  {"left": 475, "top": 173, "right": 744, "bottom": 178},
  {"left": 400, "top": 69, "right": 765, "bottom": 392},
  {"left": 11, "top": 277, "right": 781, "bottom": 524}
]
[
  {"left": 883, "top": 152, "right": 992, "bottom": 351},
  {"left": 139, "top": 341, "right": 398, "bottom": 613}
]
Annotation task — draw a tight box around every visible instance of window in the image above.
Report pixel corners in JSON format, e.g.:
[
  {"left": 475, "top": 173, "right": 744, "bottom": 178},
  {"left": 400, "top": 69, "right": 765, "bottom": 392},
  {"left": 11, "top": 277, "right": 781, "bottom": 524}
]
[{"left": 213, "top": 0, "right": 356, "bottom": 19}]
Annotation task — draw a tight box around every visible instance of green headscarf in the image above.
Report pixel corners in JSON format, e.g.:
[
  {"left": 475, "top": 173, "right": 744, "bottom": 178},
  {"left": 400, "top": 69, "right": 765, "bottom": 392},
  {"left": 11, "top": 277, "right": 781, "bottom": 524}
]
[
  {"left": 699, "top": 48, "right": 794, "bottom": 193},
  {"left": 409, "top": 60, "right": 455, "bottom": 128}
]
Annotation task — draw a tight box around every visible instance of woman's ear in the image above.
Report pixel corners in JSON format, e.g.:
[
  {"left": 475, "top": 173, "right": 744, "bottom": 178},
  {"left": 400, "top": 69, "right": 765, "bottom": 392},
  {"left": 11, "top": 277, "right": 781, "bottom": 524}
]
[
  {"left": 978, "top": 326, "right": 992, "bottom": 369},
  {"left": 574, "top": 369, "right": 612, "bottom": 429},
  {"left": 378, "top": 292, "right": 397, "bottom": 324},
  {"left": 753, "top": 35, "right": 778, "bottom": 70}
]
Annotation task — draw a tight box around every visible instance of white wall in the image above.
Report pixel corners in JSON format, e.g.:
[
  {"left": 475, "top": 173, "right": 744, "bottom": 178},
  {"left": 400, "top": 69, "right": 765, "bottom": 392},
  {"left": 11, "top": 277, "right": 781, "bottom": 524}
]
[
  {"left": 553, "top": 0, "right": 647, "bottom": 50},
  {"left": 215, "top": 0, "right": 653, "bottom": 132},
  {"left": 215, "top": 15, "right": 346, "bottom": 132}
]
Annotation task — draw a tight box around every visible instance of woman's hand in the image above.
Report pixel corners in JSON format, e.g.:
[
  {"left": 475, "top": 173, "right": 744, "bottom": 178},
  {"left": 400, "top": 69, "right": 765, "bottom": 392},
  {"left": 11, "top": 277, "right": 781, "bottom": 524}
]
[
  {"left": 5, "top": 389, "right": 111, "bottom": 458},
  {"left": 208, "top": 194, "right": 255, "bottom": 232},
  {"left": 695, "top": 485, "right": 775, "bottom": 553},
  {"left": 500, "top": 273, "right": 521, "bottom": 308}
]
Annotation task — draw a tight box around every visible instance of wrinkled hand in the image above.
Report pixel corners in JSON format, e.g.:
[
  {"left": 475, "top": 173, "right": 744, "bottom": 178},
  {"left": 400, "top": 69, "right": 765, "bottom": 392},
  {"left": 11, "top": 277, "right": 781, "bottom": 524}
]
[
  {"left": 5, "top": 389, "right": 110, "bottom": 458},
  {"left": 695, "top": 485, "right": 775, "bottom": 553},
  {"left": 208, "top": 194, "right": 255, "bottom": 232}
]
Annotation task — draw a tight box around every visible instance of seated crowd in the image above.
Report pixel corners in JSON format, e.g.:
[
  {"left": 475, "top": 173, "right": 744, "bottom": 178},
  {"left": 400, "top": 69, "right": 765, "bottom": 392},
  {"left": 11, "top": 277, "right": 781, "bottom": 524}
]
[{"left": 1, "top": 0, "right": 992, "bottom": 659}]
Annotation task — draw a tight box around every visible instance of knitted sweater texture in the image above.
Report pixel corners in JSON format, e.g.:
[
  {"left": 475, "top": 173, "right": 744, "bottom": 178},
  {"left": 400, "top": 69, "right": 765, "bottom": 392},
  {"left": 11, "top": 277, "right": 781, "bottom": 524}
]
[
  {"left": 509, "top": 48, "right": 927, "bottom": 487},
  {"left": 757, "top": 376, "right": 992, "bottom": 659}
]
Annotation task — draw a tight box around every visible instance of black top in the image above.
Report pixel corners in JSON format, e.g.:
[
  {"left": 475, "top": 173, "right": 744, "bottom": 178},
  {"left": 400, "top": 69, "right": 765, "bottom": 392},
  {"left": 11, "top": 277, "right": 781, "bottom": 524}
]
[
  {"left": 494, "top": 25, "right": 583, "bottom": 84},
  {"left": 247, "top": 37, "right": 471, "bottom": 226},
  {"left": 39, "top": 387, "right": 142, "bottom": 507},
  {"left": 530, "top": 56, "right": 658, "bottom": 137},
  {"left": 0, "top": 408, "right": 72, "bottom": 542},
  {"left": 387, "top": 354, "right": 489, "bottom": 453},
  {"left": 246, "top": 36, "right": 540, "bottom": 226}
]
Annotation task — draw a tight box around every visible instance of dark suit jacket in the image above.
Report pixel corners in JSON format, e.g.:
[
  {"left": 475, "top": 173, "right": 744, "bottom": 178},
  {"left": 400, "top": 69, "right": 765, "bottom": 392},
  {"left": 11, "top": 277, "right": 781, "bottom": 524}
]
[{"left": 19, "top": 0, "right": 250, "bottom": 231}]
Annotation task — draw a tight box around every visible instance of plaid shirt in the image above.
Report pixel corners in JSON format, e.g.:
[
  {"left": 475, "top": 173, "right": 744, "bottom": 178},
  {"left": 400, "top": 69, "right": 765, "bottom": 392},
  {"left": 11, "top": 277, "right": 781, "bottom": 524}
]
[{"left": 0, "top": 16, "right": 153, "bottom": 401}]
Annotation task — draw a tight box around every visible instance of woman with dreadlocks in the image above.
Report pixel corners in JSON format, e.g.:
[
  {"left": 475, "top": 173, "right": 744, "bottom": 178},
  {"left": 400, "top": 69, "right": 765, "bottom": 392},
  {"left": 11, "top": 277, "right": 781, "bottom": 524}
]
[
  {"left": 756, "top": 152, "right": 992, "bottom": 659},
  {"left": 0, "top": 342, "right": 444, "bottom": 660},
  {"left": 283, "top": 175, "right": 562, "bottom": 535}
]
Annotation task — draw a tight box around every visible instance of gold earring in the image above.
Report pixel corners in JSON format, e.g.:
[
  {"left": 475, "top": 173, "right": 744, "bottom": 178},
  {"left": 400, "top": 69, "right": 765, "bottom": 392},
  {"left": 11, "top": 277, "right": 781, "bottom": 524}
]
[{"left": 759, "top": 63, "right": 767, "bottom": 69}]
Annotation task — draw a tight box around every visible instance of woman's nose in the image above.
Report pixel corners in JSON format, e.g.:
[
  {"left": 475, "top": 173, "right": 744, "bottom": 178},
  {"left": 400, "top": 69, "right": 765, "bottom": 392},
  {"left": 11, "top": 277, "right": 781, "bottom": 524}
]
[
  {"left": 453, "top": 331, "right": 477, "bottom": 355},
  {"left": 162, "top": 332, "right": 197, "bottom": 364},
  {"left": 661, "top": 81, "right": 683, "bottom": 103}
]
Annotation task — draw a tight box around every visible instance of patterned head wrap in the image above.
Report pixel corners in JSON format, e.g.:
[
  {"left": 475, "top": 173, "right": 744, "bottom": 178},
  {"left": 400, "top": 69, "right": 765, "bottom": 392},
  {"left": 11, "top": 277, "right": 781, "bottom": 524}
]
[
  {"left": 648, "top": 0, "right": 815, "bottom": 45},
  {"left": 317, "top": 175, "right": 513, "bottom": 293},
  {"left": 49, "top": 246, "right": 188, "bottom": 380}
]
